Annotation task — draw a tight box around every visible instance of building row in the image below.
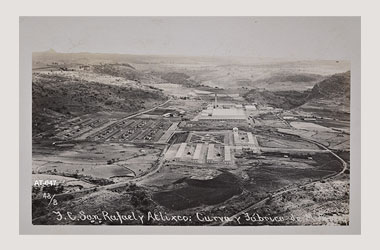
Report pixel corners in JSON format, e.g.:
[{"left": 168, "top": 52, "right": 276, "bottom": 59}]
[{"left": 173, "top": 142, "right": 231, "bottom": 164}]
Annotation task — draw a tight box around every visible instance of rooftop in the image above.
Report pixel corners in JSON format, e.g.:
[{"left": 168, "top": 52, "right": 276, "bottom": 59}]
[
  {"left": 207, "top": 144, "right": 215, "bottom": 160},
  {"left": 175, "top": 143, "right": 187, "bottom": 159},
  {"left": 198, "top": 108, "right": 247, "bottom": 120}
]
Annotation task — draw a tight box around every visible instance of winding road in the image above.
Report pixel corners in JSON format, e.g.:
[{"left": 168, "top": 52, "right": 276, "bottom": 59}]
[
  {"left": 36, "top": 98, "right": 172, "bottom": 199},
  {"left": 218, "top": 133, "right": 348, "bottom": 226}
]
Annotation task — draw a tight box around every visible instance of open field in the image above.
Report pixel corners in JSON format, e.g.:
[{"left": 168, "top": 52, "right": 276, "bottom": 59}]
[
  {"left": 33, "top": 142, "right": 162, "bottom": 182},
  {"left": 257, "top": 135, "right": 320, "bottom": 149}
]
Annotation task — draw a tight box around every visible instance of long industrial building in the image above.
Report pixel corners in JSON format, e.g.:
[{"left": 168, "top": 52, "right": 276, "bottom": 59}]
[
  {"left": 192, "top": 144, "right": 203, "bottom": 162},
  {"left": 233, "top": 127, "right": 241, "bottom": 145},
  {"left": 175, "top": 143, "right": 187, "bottom": 161},
  {"left": 206, "top": 144, "right": 215, "bottom": 163},
  {"left": 199, "top": 108, "right": 247, "bottom": 121},
  {"left": 224, "top": 146, "right": 231, "bottom": 163},
  {"left": 158, "top": 122, "right": 179, "bottom": 143},
  {"left": 247, "top": 132, "right": 255, "bottom": 144}
]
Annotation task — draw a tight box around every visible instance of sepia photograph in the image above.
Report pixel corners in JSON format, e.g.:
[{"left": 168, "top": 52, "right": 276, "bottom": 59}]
[{"left": 19, "top": 16, "right": 361, "bottom": 233}]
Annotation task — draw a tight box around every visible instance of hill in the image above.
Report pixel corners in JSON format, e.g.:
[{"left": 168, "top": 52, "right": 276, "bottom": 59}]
[
  {"left": 309, "top": 71, "right": 350, "bottom": 100},
  {"left": 252, "top": 72, "right": 322, "bottom": 85},
  {"left": 243, "top": 71, "right": 350, "bottom": 110},
  {"left": 32, "top": 72, "right": 167, "bottom": 134},
  {"left": 243, "top": 89, "right": 310, "bottom": 110},
  {"left": 92, "top": 63, "right": 146, "bottom": 82}
]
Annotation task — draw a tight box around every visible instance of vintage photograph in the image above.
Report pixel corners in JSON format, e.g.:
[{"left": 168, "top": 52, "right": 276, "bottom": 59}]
[{"left": 29, "top": 17, "right": 352, "bottom": 226}]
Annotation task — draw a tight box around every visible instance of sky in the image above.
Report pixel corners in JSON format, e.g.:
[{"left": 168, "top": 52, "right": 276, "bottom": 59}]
[{"left": 20, "top": 17, "right": 360, "bottom": 60}]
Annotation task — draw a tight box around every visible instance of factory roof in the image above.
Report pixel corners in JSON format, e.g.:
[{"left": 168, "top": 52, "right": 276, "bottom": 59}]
[
  {"left": 193, "top": 144, "right": 203, "bottom": 160},
  {"left": 207, "top": 144, "right": 215, "bottom": 160},
  {"left": 224, "top": 146, "right": 231, "bottom": 162},
  {"left": 233, "top": 132, "right": 241, "bottom": 145},
  {"left": 245, "top": 105, "right": 257, "bottom": 110},
  {"left": 175, "top": 143, "right": 187, "bottom": 159},
  {"left": 247, "top": 132, "right": 255, "bottom": 144},
  {"left": 198, "top": 108, "right": 246, "bottom": 120},
  {"left": 212, "top": 108, "right": 245, "bottom": 116}
]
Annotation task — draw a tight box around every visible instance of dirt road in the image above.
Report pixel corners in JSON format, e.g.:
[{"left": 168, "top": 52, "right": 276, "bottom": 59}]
[{"left": 218, "top": 135, "right": 348, "bottom": 226}]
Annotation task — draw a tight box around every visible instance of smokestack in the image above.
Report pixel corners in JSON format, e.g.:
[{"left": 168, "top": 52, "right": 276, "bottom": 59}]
[{"left": 214, "top": 93, "right": 218, "bottom": 108}]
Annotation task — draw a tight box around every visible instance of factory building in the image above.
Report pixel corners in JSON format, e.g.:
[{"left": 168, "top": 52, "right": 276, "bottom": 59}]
[
  {"left": 247, "top": 132, "right": 255, "bottom": 145},
  {"left": 233, "top": 127, "right": 241, "bottom": 145},
  {"left": 198, "top": 108, "right": 247, "bottom": 121},
  {"left": 247, "top": 132, "right": 260, "bottom": 153},
  {"left": 175, "top": 143, "right": 187, "bottom": 161},
  {"left": 224, "top": 146, "right": 231, "bottom": 164},
  {"left": 206, "top": 144, "right": 215, "bottom": 163},
  {"left": 245, "top": 105, "right": 257, "bottom": 111},
  {"left": 214, "top": 93, "right": 218, "bottom": 108},
  {"left": 283, "top": 116, "right": 297, "bottom": 120},
  {"left": 198, "top": 93, "right": 247, "bottom": 121},
  {"left": 233, "top": 129, "right": 260, "bottom": 152},
  {"left": 192, "top": 144, "right": 203, "bottom": 162}
]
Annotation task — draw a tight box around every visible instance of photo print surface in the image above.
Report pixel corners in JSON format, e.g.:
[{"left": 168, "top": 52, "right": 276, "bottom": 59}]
[{"left": 27, "top": 17, "right": 356, "bottom": 227}]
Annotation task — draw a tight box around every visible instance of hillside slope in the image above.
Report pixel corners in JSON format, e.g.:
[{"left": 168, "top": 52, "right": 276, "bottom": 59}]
[
  {"left": 243, "top": 71, "right": 350, "bottom": 110},
  {"left": 308, "top": 71, "right": 350, "bottom": 101},
  {"left": 92, "top": 64, "right": 146, "bottom": 82},
  {"left": 243, "top": 89, "right": 310, "bottom": 110},
  {"left": 32, "top": 72, "right": 167, "bottom": 134},
  {"left": 298, "top": 71, "right": 350, "bottom": 120}
]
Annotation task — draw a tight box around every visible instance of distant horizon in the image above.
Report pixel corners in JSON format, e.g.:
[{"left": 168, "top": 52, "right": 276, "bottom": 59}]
[{"left": 33, "top": 49, "right": 352, "bottom": 63}]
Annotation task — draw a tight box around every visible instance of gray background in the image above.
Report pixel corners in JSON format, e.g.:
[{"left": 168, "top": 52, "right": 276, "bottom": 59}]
[
  {"left": 21, "top": 17, "right": 358, "bottom": 59},
  {"left": 19, "top": 16, "right": 361, "bottom": 234}
]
